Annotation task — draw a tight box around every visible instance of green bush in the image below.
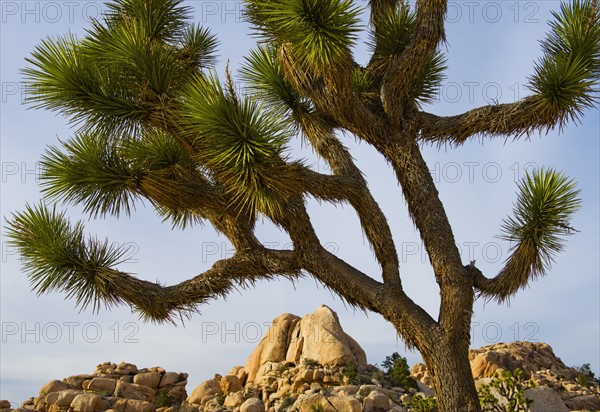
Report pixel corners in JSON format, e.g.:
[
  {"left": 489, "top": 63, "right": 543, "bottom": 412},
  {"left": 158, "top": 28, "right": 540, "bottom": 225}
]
[
  {"left": 302, "top": 358, "right": 319, "bottom": 368},
  {"left": 278, "top": 397, "right": 295, "bottom": 412},
  {"left": 574, "top": 363, "right": 598, "bottom": 388},
  {"left": 408, "top": 394, "right": 438, "bottom": 412},
  {"left": 381, "top": 352, "right": 419, "bottom": 390},
  {"left": 155, "top": 389, "right": 174, "bottom": 408},
  {"left": 478, "top": 368, "right": 534, "bottom": 412},
  {"left": 343, "top": 362, "right": 358, "bottom": 385}
]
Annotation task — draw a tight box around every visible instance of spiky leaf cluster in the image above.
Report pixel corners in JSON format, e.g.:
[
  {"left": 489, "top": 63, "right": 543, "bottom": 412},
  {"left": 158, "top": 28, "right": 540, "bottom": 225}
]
[
  {"left": 22, "top": 0, "right": 218, "bottom": 135},
  {"left": 5, "top": 204, "right": 130, "bottom": 313},
  {"left": 529, "top": 0, "right": 600, "bottom": 126},
  {"left": 240, "top": 46, "right": 311, "bottom": 120},
  {"left": 245, "top": 0, "right": 361, "bottom": 74},
  {"left": 368, "top": 4, "right": 446, "bottom": 105},
  {"left": 500, "top": 168, "right": 580, "bottom": 272},
  {"left": 179, "top": 74, "right": 300, "bottom": 217}
]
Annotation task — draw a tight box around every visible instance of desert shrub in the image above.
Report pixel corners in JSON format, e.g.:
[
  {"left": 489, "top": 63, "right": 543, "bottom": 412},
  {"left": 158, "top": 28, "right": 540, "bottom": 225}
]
[
  {"left": 278, "top": 396, "right": 295, "bottom": 412},
  {"left": 343, "top": 362, "right": 358, "bottom": 385},
  {"left": 478, "top": 368, "right": 534, "bottom": 412},
  {"left": 408, "top": 394, "right": 438, "bottom": 412},
  {"left": 302, "top": 358, "right": 319, "bottom": 368},
  {"left": 382, "top": 352, "right": 418, "bottom": 390},
  {"left": 155, "top": 389, "right": 174, "bottom": 408},
  {"left": 574, "top": 363, "right": 598, "bottom": 388}
]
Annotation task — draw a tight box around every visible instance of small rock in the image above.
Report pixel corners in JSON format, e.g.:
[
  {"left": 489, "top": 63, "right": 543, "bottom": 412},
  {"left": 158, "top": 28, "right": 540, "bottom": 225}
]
[
  {"left": 39, "top": 381, "right": 69, "bottom": 397},
  {"left": 87, "top": 377, "right": 117, "bottom": 393},
  {"left": 133, "top": 372, "right": 162, "bottom": 389},
  {"left": 416, "top": 382, "right": 434, "bottom": 397},
  {"left": 115, "top": 363, "right": 138, "bottom": 376},
  {"left": 159, "top": 373, "right": 179, "bottom": 388},
  {"left": 124, "top": 399, "right": 154, "bottom": 412},
  {"left": 114, "top": 381, "right": 151, "bottom": 402},
  {"left": 70, "top": 393, "right": 104, "bottom": 412},
  {"left": 223, "top": 391, "right": 244, "bottom": 408},
  {"left": 44, "top": 390, "right": 81, "bottom": 407},
  {"left": 367, "top": 391, "right": 391, "bottom": 411},
  {"left": 327, "top": 396, "right": 361, "bottom": 412},
  {"left": 186, "top": 379, "right": 222, "bottom": 405},
  {"left": 524, "top": 386, "right": 568, "bottom": 412},
  {"left": 220, "top": 375, "right": 242, "bottom": 394}
]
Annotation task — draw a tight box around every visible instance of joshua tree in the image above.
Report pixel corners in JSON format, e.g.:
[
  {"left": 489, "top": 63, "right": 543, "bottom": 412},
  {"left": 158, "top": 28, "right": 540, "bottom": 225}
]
[{"left": 6, "top": 0, "right": 598, "bottom": 410}]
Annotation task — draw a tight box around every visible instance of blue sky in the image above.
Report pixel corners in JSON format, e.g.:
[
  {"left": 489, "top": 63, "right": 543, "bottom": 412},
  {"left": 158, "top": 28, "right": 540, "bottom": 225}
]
[{"left": 1, "top": 0, "right": 599, "bottom": 406}]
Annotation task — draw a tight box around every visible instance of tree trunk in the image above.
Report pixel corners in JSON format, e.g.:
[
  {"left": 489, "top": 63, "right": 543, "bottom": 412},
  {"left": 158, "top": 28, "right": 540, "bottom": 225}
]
[{"left": 422, "top": 339, "right": 481, "bottom": 412}]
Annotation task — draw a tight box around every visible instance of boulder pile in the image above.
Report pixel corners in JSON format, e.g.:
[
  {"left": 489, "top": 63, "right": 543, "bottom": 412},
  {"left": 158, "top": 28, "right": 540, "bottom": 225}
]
[
  {"left": 3, "top": 362, "right": 187, "bottom": 412},
  {"left": 2, "top": 305, "right": 599, "bottom": 411}
]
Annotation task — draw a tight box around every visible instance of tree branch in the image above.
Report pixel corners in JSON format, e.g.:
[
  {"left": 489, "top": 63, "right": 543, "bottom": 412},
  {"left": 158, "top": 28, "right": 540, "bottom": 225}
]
[
  {"left": 377, "top": 135, "right": 472, "bottom": 338},
  {"left": 369, "top": 0, "right": 402, "bottom": 25},
  {"left": 418, "top": 97, "right": 562, "bottom": 144},
  {"left": 277, "top": 44, "right": 391, "bottom": 145},
  {"left": 296, "top": 111, "right": 401, "bottom": 288},
  {"left": 272, "top": 196, "right": 438, "bottom": 347},
  {"left": 88, "top": 249, "right": 302, "bottom": 323},
  {"left": 381, "top": 0, "right": 447, "bottom": 122}
]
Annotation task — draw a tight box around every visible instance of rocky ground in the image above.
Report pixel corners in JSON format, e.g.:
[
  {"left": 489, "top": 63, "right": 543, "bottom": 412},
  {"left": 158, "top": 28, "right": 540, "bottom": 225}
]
[{"left": 2, "top": 305, "right": 598, "bottom": 412}]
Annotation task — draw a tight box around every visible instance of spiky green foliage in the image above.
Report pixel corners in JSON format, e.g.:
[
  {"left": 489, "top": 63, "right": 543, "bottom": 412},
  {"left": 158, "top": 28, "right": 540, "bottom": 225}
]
[
  {"left": 178, "top": 24, "right": 220, "bottom": 70},
  {"left": 475, "top": 168, "right": 583, "bottom": 301},
  {"left": 23, "top": 34, "right": 151, "bottom": 135},
  {"left": 22, "top": 0, "right": 218, "bottom": 136},
  {"left": 245, "top": 0, "right": 361, "bottom": 73},
  {"left": 408, "top": 395, "right": 438, "bottom": 412},
  {"left": 104, "top": 0, "right": 190, "bottom": 40},
  {"left": 500, "top": 168, "right": 581, "bottom": 272},
  {"left": 41, "top": 133, "right": 139, "bottom": 218},
  {"left": 409, "top": 51, "right": 447, "bottom": 105},
  {"left": 529, "top": 0, "right": 600, "bottom": 126},
  {"left": 369, "top": 4, "right": 415, "bottom": 59},
  {"left": 368, "top": 4, "right": 446, "bottom": 105},
  {"left": 40, "top": 130, "right": 202, "bottom": 219},
  {"left": 179, "top": 73, "right": 300, "bottom": 217},
  {"left": 240, "top": 46, "right": 310, "bottom": 120},
  {"left": 5, "top": 203, "right": 130, "bottom": 313}
]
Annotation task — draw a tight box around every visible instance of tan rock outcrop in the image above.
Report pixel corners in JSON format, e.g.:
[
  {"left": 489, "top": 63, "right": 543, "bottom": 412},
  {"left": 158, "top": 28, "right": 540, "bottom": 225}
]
[
  {"left": 244, "top": 313, "right": 300, "bottom": 383},
  {"left": 469, "top": 341, "right": 575, "bottom": 379},
  {"left": 244, "top": 305, "right": 367, "bottom": 383},
  {"left": 239, "top": 398, "right": 264, "bottom": 412},
  {"left": 286, "top": 305, "right": 368, "bottom": 368},
  {"left": 132, "top": 373, "right": 161, "bottom": 390},
  {"left": 525, "top": 386, "right": 569, "bottom": 412},
  {"left": 70, "top": 393, "right": 105, "bottom": 412},
  {"left": 39, "top": 381, "right": 70, "bottom": 398},
  {"left": 186, "top": 379, "right": 221, "bottom": 405}
]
